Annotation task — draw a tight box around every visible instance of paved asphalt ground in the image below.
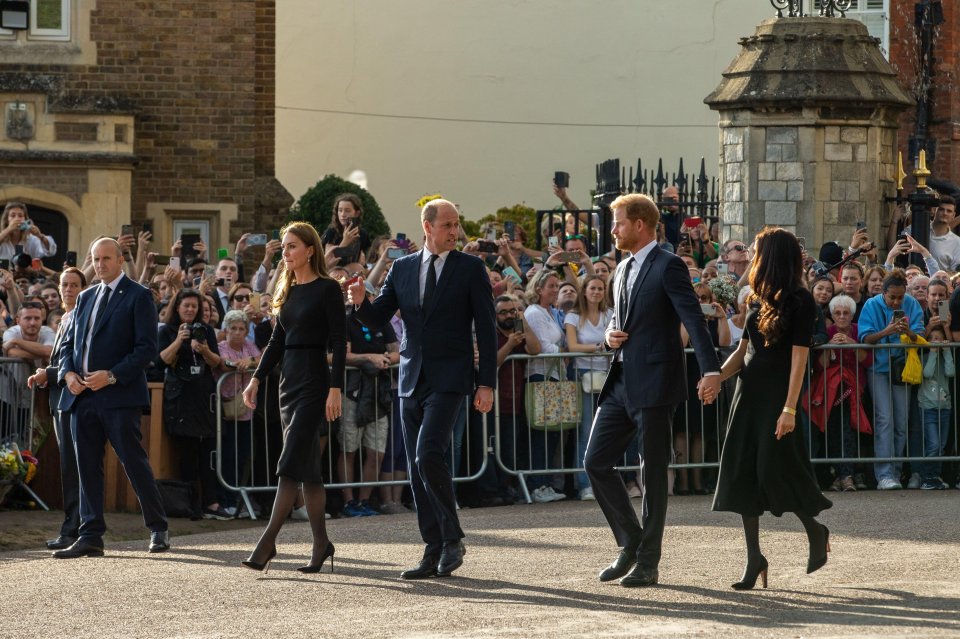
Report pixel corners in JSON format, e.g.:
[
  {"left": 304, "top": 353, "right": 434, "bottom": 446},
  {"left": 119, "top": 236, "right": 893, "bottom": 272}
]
[{"left": 3, "top": 491, "right": 959, "bottom": 638}]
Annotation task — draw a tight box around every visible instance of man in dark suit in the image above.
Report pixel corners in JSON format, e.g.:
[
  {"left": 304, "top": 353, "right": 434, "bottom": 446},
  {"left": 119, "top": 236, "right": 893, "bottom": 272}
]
[
  {"left": 347, "top": 198, "right": 497, "bottom": 579},
  {"left": 27, "top": 271, "right": 81, "bottom": 550},
  {"left": 586, "top": 193, "right": 721, "bottom": 587},
  {"left": 53, "top": 238, "right": 169, "bottom": 558}
]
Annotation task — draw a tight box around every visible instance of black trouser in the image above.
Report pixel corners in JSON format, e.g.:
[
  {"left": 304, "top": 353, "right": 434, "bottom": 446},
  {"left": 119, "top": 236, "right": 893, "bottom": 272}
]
[
  {"left": 585, "top": 368, "right": 674, "bottom": 569},
  {"left": 71, "top": 393, "right": 167, "bottom": 541},
  {"left": 400, "top": 381, "right": 465, "bottom": 556},
  {"left": 173, "top": 434, "right": 220, "bottom": 510}
]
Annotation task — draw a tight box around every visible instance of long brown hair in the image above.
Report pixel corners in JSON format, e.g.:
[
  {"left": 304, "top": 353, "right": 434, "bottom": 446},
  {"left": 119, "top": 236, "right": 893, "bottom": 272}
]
[
  {"left": 573, "top": 275, "right": 608, "bottom": 328},
  {"left": 749, "top": 228, "right": 804, "bottom": 346},
  {"left": 328, "top": 193, "right": 363, "bottom": 235},
  {"left": 272, "top": 221, "right": 329, "bottom": 310}
]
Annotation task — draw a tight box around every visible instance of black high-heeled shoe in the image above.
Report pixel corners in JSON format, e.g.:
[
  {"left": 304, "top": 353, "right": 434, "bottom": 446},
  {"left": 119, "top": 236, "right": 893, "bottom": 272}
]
[
  {"left": 806, "top": 524, "right": 831, "bottom": 574},
  {"left": 731, "top": 555, "right": 769, "bottom": 590},
  {"left": 297, "top": 541, "right": 335, "bottom": 573},
  {"left": 241, "top": 546, "right": 277, "bottom": 573}
]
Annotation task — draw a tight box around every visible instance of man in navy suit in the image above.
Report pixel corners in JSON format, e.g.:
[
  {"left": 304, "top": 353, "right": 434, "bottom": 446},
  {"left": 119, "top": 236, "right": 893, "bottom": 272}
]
[
  {"left": 53, "top": 238, "right": 169, "bottom": 558},
  {"left": 347, "top": 199, "right": 497, "bottom": 579},
  {"left": 586, "top": 193, "right": 722, "bottom": 587}
]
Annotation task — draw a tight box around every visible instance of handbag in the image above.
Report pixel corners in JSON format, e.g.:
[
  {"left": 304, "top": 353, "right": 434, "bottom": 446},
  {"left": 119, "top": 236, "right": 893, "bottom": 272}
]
[
  {"left": 525, "top": 361, "right": 580, "bottom": 431},
  {"left": 580, "top": 370, "right": 608, "bottom": 394},
  {"left": 222, "top": 393, "right": 247, "bottom": 420},
  {"left": 156, "top": 480, "right": 197, "bottom": 519}
]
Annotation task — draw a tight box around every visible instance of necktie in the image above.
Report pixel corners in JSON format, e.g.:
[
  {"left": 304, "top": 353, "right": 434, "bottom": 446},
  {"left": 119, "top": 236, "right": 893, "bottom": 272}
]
[
  {"left": 423, "top": 254, "right": 439, "bottom": 310},
  {"left": 92, "top": 284, "right": 112, "bottom": 336},
  {"left": 618, "top": 257, "right": 634, "bottom": 326}
]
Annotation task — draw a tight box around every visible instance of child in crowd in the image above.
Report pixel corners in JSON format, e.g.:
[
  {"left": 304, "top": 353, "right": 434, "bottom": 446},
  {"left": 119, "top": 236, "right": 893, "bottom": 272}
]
[{"left": 917, "top": 325, "right": 955, "bottom": 490}]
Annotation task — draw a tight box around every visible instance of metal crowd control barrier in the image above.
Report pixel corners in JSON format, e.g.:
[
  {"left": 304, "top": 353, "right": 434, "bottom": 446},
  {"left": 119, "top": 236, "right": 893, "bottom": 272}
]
[
  {"left": 801, "top": 341, "right": 960, "bottom": 483},
  {"left": 215, "top": 364, "right": 486, "bottom": 520},
  {"left": 494, "top": 342, "right": 960, "bottom": 503},
  {"left": 494, "top": 350, "right": 727, "bottom": 503},
  {"left": 0, "top": 356, "right": 48, "bottom": 509}
]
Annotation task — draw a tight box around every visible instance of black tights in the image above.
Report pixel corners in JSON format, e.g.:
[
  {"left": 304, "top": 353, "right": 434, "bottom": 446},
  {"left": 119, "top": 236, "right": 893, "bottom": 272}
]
[
  {"left": 249, "top": 476, "right": 330, "bottom": 564},
  {"left": 740, "top": 512, "right": 825, "bottom": 565}
]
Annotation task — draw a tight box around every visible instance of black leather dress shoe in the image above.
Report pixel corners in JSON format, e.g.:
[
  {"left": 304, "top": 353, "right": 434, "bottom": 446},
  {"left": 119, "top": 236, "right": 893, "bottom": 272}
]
[
  {"left": 400, "top": 555, "right": 440, "bottom": 580},
  {"left": 619, "top": 564, "right": 659, "bottom": 588},
  {"left": 148, "top": 530, "right": 170, "bottom": 553},
  {"left": 437, "top": 541, "right": 465, "bottom": 577},
  {"left": 599, "top": 548, "right": 638, "bottom": 582},
  {"left": 52, "top": 538, "right": 104, "bottom": 559},
  {"left": 46, "top": 535, "right": 78, "bottom": 550}
]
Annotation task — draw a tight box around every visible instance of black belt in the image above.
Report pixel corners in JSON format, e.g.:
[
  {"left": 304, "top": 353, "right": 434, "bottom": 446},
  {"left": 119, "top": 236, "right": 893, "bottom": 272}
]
[{"left": 285, "top": 344, "right": 327, "bottom": 350}]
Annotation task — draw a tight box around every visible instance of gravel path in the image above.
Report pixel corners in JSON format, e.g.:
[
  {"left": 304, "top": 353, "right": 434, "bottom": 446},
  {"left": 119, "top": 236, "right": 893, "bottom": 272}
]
[{"left": 4, "top": 491, "right": 959, "bottom": 638}]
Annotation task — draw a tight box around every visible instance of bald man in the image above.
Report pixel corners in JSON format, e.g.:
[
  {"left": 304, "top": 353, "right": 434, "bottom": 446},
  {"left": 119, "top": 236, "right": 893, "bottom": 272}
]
[{"left": 54, "top": 239, "right": 168, "bottom": 558}]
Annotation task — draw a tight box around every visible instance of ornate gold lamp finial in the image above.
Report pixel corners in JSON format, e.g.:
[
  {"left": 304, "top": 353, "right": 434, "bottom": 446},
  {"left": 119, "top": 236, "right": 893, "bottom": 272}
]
[
  {"left": 896, "top": 151, "right": 907, "bottom": 191},
  {"left": 914, "top": 150, "right": 931, "bottom": 190}
]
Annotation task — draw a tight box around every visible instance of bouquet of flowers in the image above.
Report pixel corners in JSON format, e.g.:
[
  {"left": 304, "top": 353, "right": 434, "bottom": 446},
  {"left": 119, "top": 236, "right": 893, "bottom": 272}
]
[
  {"left": 0, "top": 442, "right": 37, "bottom": 483},
  {"left": 709, "top": 274, "right": 741, "bottom": 309}
]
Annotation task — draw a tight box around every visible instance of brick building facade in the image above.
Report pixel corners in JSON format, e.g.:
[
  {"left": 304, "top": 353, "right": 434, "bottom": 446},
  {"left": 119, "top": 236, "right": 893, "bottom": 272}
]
[
  {"left": 0, "top": 0, "right": 291, "bottom": 265},
  {"left": 888, "top": 0, "right": 959, "bottom": 183}
]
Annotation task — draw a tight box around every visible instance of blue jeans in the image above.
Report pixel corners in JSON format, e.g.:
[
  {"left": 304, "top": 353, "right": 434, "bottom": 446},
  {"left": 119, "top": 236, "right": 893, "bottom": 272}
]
[
  {"left": 920, "top": 407, "right": 952, "bottom": 481},
  {"left": 868, "top": 371, "right": 911, "bottom": 483}
]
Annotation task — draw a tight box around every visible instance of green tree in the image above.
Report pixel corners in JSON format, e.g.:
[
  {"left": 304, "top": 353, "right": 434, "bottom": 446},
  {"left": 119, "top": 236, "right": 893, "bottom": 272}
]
[
  {"left": 290, "top": 175, "right": 390, "bottom": 239},
  {"left": 461, "top": 204, "right": 538, "bottom": 248}
]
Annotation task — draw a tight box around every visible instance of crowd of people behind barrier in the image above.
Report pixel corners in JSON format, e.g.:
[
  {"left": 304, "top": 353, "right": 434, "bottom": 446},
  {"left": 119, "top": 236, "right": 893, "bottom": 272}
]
[{"left": 2, "top": 185, "right": 959, "bottom": 523}]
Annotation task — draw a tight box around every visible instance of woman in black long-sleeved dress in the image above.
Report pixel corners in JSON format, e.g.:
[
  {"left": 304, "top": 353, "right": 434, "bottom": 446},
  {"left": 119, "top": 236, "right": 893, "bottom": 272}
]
[
  {"left": 710, "top": 228, "right": 832, "bottom": 590},
  {"left": 241, "top": 221, "right": 346, "bottom": 573}
]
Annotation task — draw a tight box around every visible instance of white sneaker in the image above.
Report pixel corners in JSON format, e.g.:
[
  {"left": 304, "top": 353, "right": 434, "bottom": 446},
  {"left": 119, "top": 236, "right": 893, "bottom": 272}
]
[
  {"left": 579, "top": 487, "right": 596, "bottom": 501},
  {"left": 532, "top": 485, "right": 566, "bottom": 503},
  {"left": 877, "top": 478, "right": 903, "bottom": 490},
  {"left": 290, "top": 505, "right": 309, "bottom": 520},
  {"left": 532, "top": 486, "right": 553, "bottom": 503},
  {"left": 907, "top": 473, "right": 921, "bottom": 489}
]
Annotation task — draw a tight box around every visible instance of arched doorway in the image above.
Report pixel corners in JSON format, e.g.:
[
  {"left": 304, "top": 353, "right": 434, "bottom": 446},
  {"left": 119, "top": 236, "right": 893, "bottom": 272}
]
[{"left": 24, "top": 205, "right": 69, "bottom": 269}]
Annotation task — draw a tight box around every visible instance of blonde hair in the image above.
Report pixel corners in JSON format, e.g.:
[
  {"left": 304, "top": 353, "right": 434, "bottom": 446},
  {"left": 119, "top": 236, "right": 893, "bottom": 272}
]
[
  {"left": 272, "top": 221, "right": 329, "bottom": 310},
  {"left": 525, "top": 269, "right": 560, "bottom": 306}
]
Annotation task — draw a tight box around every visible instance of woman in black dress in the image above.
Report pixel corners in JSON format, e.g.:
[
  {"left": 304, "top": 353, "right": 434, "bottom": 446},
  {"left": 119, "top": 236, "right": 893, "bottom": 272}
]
[
  {"left": 241, "top": 221, "right": 346, "bottom": 573},
  {"left": 711, "top": 228, "right": 832, "bottom": 590}
]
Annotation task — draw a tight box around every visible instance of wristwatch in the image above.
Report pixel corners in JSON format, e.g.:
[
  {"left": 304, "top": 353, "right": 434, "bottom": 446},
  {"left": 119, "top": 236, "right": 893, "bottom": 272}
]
[{"left": 107, "top": 371, "right": 117, "bottom": 385}]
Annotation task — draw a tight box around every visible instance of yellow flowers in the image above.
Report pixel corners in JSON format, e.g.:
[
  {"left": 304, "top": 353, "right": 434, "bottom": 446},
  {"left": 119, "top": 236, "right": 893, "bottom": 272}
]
[
  {"left": 0, "top": 443, "right": 37, "bottom": 483},
  {"left": 416, "top": 194, "right": 443, "bottom": 210}
]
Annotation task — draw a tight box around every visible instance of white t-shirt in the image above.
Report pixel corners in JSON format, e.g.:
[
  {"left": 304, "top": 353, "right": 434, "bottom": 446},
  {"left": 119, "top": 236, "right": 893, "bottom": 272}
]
[
  {"left": 564, "top": 309, "right": 613, "bottom": 371},
  {"left": 2, "top": 324, "right": 55, "bottom": 347},
  {"left": 928, "top": 230, "right": 960, "bottom": 270}
]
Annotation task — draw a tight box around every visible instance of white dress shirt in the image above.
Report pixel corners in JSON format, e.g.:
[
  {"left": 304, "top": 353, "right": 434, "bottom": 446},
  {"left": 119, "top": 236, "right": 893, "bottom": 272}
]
[{"left": 83, "top": 272, "right": 125, "bottom": 375}]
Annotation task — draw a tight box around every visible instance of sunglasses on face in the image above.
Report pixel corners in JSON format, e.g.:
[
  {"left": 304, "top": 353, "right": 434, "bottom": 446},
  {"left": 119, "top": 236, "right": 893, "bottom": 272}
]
[
  {"left": 729, "top": 245, "right": 746, "bottom": 252},
  {"left": 232, "top": 295, "right": 250, "bottom": 302}
]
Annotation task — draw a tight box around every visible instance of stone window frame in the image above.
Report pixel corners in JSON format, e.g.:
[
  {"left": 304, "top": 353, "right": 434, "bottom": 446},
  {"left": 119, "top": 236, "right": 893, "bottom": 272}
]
[
  {"left": 145, "top": 202, "right": 240, "bottom": 261},
  {"left": 0, "top": 0, "right": 96, "bottom": 65},
  {"left": 0, "top": 0, "right": 71, "bottom": 41}
]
